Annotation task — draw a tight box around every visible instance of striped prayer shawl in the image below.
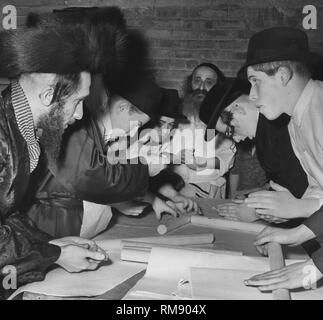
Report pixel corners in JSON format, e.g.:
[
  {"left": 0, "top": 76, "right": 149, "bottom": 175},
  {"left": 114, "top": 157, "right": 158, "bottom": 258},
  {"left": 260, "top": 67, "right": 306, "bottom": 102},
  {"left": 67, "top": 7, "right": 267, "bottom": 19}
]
[{"left": 11, "top": 80, "right": 40, "bottom": 173}]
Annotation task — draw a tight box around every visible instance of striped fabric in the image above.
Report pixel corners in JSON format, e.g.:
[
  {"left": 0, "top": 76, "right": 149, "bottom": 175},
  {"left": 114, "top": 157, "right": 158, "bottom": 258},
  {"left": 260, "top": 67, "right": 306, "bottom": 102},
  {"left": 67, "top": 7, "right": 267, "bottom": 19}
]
[{"left": 11, "top": 81, "right": 41, "bottom": 173}]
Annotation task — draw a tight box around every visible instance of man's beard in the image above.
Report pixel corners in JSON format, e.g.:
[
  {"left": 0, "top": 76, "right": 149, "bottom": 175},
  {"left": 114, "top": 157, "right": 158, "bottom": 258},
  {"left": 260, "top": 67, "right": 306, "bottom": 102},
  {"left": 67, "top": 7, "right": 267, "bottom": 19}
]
[
  {"left": 37, "top": 105, "right": 65, "bottom": 163},
  {"left": 191, "top": 89, "right": 208, "bottom": 103},
  {"left": 183, "top": 90, "right": 206, "bottom": 118}
]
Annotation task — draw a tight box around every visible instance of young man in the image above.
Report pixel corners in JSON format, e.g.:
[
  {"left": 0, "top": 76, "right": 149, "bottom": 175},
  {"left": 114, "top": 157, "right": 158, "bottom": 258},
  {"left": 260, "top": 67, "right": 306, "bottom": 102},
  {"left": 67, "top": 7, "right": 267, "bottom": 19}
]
[
  {"left": 0, "top": 25, "right": 126, "bottom": 297},
  {"left": 235, "top": 27, "right": 323, "bottom": 291},
  {"left": 204, "top": 79, "right": 308, "bottom": 222}
]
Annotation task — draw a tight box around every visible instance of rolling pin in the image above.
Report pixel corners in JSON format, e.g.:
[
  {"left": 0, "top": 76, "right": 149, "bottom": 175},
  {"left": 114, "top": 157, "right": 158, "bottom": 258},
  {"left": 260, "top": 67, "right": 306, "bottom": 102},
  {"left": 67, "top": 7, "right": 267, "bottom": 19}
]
[
  {"left": 157, "top": 215, "right": 191, "bottom": 235},
  {"left": 268, "top": 242, "right": 291, "bottom": 300}
]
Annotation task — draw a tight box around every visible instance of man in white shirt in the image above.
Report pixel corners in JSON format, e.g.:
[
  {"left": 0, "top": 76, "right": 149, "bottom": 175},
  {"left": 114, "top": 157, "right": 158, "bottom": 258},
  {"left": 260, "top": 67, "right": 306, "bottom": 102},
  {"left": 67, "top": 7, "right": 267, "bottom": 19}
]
[{"left": 235, "top": 27, "right": 323, "bottom": 291}]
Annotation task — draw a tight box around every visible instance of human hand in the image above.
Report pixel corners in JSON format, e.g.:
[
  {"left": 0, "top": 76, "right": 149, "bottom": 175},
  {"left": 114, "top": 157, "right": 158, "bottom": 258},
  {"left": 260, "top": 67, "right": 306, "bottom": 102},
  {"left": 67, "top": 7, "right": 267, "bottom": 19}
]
[
  {"left": 50, "top": 237, "right": 108, "bottom": 262},
  {"left": 216, "top": 200, "right": 259, "bottom": 222},
  {"left": 245, "top": 181, "right": 307, "bottom": 219},
  {"left": 152, "top": 197, "right": 181, "bottom": 220},
  {"left": 244, "top": 259, "right": 323, "bottom": 291},
  {"left": 172, "top": 194, "right": 201, "bottom": 215},
  {"left": 54, "top": 244, "right": 108, "bottom": 273},
  {"left": 253, "top": 224, "right": 316, "bottom": 256}
]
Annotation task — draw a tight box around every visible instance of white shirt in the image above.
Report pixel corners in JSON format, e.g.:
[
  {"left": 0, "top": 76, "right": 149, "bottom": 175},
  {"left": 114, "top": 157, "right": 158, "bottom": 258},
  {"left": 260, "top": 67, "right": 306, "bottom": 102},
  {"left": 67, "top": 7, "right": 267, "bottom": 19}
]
[
  {"left": 288, "top": 79, "right": 323, "bottom": 208},
  {"left": 169, "top": 119, "right": 236, "bottom": 183}
]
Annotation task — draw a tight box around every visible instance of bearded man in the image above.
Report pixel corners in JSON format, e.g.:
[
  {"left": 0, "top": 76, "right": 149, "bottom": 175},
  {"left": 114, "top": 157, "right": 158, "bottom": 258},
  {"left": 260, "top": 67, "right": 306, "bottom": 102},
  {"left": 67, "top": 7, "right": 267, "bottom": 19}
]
[
  {"left": 182, "top": 62, "right": 226, "bottom": 121},
  {"left": 0, "top": 23, "right": 125, "bottom": 298}
]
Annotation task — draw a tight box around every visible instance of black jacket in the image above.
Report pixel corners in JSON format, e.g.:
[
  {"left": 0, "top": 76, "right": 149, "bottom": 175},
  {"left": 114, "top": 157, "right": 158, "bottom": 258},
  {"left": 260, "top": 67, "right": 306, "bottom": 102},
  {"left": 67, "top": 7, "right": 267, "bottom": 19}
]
[
  {"left": 28, "top": 111, "right": 150, "bottom": 237},
  {"left": 0, "top": 86, "right": 61, "bottom": 298},
  {"left": 255, "top": 113, "right": 308, "bottom": 199}
]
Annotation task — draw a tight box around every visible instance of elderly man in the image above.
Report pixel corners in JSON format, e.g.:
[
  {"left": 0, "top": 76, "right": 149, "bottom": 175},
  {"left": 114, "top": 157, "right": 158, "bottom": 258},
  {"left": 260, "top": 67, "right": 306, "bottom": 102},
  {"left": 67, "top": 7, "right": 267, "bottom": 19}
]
[
  {"left": 182, "top": 62, "right": 225, "bottom": 120},
  {"left": 234, "top": 27, "right": 323, "bottom": 291},
  {"left": 0, "top": 23, "right": 127, "bottom": 298}
]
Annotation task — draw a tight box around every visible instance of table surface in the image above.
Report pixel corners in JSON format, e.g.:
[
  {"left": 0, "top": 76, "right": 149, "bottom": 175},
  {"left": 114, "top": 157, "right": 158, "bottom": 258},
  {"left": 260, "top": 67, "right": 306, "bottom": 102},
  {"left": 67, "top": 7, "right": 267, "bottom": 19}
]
[{"left": 22, "top": 198, "right": 308, "bottom": 300}]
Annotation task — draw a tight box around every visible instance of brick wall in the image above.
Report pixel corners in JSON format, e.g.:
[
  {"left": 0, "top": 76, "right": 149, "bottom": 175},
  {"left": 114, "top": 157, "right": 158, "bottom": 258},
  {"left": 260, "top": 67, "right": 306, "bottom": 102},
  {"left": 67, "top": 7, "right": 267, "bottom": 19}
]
[{"left": 1, "top": 0, "right": 322, "bottom": 94}]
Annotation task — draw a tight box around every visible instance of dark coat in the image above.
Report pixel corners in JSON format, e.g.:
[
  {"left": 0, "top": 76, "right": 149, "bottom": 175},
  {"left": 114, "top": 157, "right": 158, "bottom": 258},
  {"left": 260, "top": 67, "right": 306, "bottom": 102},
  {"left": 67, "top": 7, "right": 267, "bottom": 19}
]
[
  {"left": 28, "top": 110, "right": 150, "bottom": 237},
  {"left": 0, "top": 86, "right": 61, "bottom": 298},
  {"left": 255, "top": 113, "right": 308, "bottom": 198}
]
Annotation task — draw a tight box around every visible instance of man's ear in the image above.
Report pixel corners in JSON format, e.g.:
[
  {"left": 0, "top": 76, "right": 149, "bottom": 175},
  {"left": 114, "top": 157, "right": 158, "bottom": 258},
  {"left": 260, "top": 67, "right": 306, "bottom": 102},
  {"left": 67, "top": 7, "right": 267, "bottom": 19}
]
[
  {"left": 277, "top": 66, "right": 293, "bottom": 86},
  {"left": 39, "top": 86, "right": 55, "bottom": 107}
]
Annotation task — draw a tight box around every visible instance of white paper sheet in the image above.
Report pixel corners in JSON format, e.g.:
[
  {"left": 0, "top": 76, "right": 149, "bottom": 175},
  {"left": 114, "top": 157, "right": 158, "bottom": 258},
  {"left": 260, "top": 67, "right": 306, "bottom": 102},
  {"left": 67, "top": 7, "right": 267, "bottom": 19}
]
[
  {"left": 9, "top": 240, "right": 145, "bottom": 300},
  {"left": 123, "top": 246, "right": 271, "bottom": 300},
  {"left": 81, "top": 202, "right": 113, "bottom": 238},
  {"left": 124, "top": 246, "right": 319, "bottom": 300},
  {"left": 190, "top": 267, "right": 272, "bottom": 300},
  {"left": 190, "top": 267, "right": 323, "bottom": 300}
]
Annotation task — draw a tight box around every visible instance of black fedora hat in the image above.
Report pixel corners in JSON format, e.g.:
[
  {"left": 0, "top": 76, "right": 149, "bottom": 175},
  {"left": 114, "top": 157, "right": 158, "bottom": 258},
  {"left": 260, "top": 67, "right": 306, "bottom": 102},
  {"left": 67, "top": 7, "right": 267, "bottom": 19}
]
[
  {"left": 205, "top": 79, "right": 251, "bottom": 138},
  {"left": 238, "top": 27, "right": 313, "bottom": 76},
  {"left": 159, "top": 88, "right": 186, "bottom": 120},
  {"left": 199, "top": 83, "right": 227, "bottom": 127},
  {"left": 118, "top": 77, "right": 162, "bottom": 120}
]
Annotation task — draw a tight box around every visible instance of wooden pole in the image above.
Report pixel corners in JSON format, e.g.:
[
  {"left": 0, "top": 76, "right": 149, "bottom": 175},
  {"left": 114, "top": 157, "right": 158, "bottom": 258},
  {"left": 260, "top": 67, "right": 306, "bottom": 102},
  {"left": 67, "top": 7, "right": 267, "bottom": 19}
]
[
  {"left": 268, "top": 242, "right": 291, "bottom": 300},
  {"left": 157, "top": 215, "right": 191, "bottom": 235},
  {"left": 121, "top": 244, "right": 243, "bottom": 263},
  {"left": 191, "top": 215, "right": 265, "bottom": 234},
  {"left": 122, "top": 233, "right": 215, "bottom": 247}
]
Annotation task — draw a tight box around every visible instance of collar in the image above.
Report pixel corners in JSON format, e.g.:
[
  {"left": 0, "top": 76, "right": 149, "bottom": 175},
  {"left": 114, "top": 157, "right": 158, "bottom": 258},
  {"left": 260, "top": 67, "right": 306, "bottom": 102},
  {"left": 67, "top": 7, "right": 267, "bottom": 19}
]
[
  {"left": 291, "top": 79, "right": 315, "bottom": 127},
  {"left": 11, "top": 80, "right": 40, "bottom": 172}
]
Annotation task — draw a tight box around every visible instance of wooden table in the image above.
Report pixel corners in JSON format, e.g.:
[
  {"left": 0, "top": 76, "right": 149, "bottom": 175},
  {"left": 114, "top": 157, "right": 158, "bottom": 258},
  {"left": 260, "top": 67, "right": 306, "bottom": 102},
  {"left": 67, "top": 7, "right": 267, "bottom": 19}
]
[{"left": 22, "top": 198, "right": 308, "bottom": 300}]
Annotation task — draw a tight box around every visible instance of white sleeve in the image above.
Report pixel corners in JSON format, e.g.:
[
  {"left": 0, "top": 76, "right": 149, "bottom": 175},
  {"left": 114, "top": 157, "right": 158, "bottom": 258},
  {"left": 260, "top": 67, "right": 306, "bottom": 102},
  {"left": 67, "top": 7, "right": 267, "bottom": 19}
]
[{"left": 302, "top": 179, "right": 323, "bottom": 210}]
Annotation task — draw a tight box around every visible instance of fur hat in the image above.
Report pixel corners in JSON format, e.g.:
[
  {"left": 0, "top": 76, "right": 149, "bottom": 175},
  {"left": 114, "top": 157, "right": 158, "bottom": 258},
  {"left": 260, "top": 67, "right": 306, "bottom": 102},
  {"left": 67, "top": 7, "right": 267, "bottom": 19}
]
[
  {"left": 27, "top": 6, "right": 126, "bottom": 30},
  {"left": 0, "top": 26, "right": 98, "bottom": 78},
  {"left": 26, "top": 7, "right": 148, "bottom": 87}
]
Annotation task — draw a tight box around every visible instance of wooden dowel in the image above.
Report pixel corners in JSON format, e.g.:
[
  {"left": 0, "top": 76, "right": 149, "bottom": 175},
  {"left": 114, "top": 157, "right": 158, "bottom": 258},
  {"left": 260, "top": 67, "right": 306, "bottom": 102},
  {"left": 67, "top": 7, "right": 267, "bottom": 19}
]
[
  {"left": 121, "top": 247, "right": 150, "bottom": 263},
  {"left": 268, "top": 242, "right": 291, "bottom": 300},
  {"left": 122, "top": 233, "right": 215, "bottom": 247},
  {"left": 121, "top": 244, "right": 243, "bottom": 263},
  {"left": 157, "top": 215, "right": 191, "bottom": 235},
  {"left": 191, "top": 215, "right": 265, "bottom": 234}
]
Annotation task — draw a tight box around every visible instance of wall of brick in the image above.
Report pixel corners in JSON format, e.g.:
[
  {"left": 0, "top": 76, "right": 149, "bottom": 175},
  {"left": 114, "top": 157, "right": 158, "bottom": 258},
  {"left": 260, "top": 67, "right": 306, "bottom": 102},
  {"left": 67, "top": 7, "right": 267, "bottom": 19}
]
[{"left": 0, "top": 0, "right": 322, "bottom": 94}]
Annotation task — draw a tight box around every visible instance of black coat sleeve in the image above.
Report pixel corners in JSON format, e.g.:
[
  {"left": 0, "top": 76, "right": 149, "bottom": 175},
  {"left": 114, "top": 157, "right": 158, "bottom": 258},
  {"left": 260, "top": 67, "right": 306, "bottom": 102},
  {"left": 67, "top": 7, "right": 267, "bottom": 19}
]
[
  {"left": 51, "top": 125, "right": 149, "bottom": 205},
  {"left": 0, "top": 92, "right": 61, "bottom": 290},
  {"left": 301, "top": 206, "right": 323, "bottom": 273},
  {"left": 0, "top": 212, "right": 61, "bottom": 286}
]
